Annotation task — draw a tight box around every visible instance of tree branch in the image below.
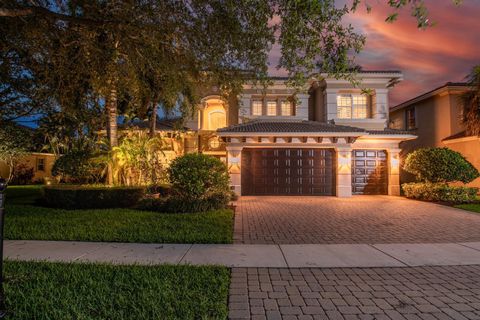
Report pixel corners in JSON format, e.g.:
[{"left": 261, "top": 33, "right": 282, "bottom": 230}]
[{"left": 0, "top": 6, "right": 117, "bottom": 27}]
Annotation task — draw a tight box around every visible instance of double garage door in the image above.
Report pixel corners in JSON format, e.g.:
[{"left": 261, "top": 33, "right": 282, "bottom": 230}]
[{"left": 241, "top": 148, "right": 387, "bottom": 196}]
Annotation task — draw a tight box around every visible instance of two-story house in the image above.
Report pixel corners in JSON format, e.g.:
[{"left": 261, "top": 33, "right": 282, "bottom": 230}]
[
  {"left": 390, "top": 82, "right": 480, "bottom": 188},
  {"left": 178, "top": 71, "right": 416, "bottom": 197}
]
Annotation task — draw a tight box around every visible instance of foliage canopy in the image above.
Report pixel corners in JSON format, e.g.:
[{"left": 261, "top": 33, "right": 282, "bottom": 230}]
[
  {"left": 460, "top": 65, "right": 480, "bottom": 136},
  {"left": 0, "top": 122, "right": 33, "bottom": 182}
]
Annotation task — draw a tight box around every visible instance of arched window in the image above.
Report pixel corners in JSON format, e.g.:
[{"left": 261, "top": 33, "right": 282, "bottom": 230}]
[{"left": 208, "top": 110, "right": 226, "bottom": 130}]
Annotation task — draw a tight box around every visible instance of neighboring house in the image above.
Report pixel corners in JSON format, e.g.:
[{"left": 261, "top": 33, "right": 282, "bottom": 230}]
[
  {"left": 0, "top": 152, "right": 56, "bottom": 183},
  {"left": 173, "top": 71, "right": 415, "bottom": 197},
  {"left": 389, "top": 82, "right": 480, "bottom": 188}
]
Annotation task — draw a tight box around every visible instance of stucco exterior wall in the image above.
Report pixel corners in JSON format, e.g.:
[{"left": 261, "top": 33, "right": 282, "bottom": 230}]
[
  {"left": 0, "top": 153, "right": 56, "bottom": 183},
  {"left": 310, "top": 77, "right": 396, "bottom": 130},
  {"left": 444, "top": 138, "right": 480, "bottom": 188}
]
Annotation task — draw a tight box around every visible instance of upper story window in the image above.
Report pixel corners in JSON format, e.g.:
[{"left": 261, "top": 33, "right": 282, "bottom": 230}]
[
  {"left": 405, "top": 107, "right": 416, "bottom": 130},
  {"left": 250, "top": 98, "right": 295, "bottom": 116},
  {"left": 36, "top": 158, "right": 45, "bottom": 172},
  {"left": 267, "top": 101, "right": 277, "bottom": 116},
  {"left": 208, "top": 110, "right": 226, "bottom": 130},
  {"left": 252, "top": 100, "right": 263, "bottom": 116},
  {"left": 336, "top": 94, "right": 369, "bottom": 119},
  {"left": 281, "top": 101, "right": 293, "bottom": 116}
]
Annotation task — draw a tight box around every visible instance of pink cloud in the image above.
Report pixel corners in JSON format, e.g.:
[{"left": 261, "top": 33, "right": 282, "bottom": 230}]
[
  {"left": 350, "top": 1, "right": 480, "bottom": 105},
  {"left": 267, "top": 1, "right": 480, "bottom": 106}
]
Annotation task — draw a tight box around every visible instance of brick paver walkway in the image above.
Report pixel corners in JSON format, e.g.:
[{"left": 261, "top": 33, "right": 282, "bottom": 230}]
[
  {"left": 234, "top": 196, "right": 480, "bottom": 244},
  {"left": 228, "top": 265, "right": 480, "bottom": 320}
]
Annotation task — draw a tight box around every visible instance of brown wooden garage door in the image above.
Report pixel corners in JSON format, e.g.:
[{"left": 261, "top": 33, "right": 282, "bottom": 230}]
[
  {"left": 241, "top": 148, "right": 335, "bottom": 195},
  {"left": 352, "top": 150, "right": 388, "bottom": 195}
]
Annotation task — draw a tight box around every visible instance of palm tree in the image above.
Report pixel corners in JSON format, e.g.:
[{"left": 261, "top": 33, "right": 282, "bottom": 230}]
[{"left": 461, "top": 65, "right": 480, "bottom": 136}]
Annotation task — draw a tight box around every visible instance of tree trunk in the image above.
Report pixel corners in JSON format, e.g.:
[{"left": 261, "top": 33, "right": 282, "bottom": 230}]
[
  {"left": 7, "top": 158, "right": 14, "bottom": 184},
  {"left": 106, "top": 86, "right": 118, "bottom": 185},
  {"left": 150, "top": 102, "right": 157, "bottom": 138}
]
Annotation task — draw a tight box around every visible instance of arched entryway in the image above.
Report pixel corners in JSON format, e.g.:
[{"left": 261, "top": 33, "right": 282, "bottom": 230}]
[{"left": 200, "top": 96, "right": 227, "bottom": 130}]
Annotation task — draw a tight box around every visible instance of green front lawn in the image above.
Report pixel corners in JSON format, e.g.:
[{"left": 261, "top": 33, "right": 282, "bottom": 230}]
[
  {"left": 5, "top": 261, "right": 229, "bottom": 320},
  {"left": 4, "top": 186, "right": 233, "bottom": 243},
  {"left": 6, "top": 205, "right": 233, "bottom": 243},
  {"left": 455, "top": 203, "right": 480, "bottom": 214}
]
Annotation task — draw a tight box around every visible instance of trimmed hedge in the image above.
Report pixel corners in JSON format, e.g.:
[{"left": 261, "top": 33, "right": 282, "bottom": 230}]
[
  {"left": 136, "top": 193, "right": 230, "bottom": 214},
  {"left": 403, "top": 147, "right": 479, "bottom": 183},
  {"left": 42, "top": 185, "right": 145, "bottom": 210},
  {"left": 402, "top": 182, "right": 479, "bottom": 203},
  {"left": 168, "top": 153, "right": 230, "bottom": 201}
]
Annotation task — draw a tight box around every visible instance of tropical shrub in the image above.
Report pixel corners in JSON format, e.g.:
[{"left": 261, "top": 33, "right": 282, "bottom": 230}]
[
  {"left": 168, "top": 153, "right": 230, "bottom": 201},
  {"left": 402, "top": 183, "right": 478, "bottom": 203},
  {"left": 42, "top": 185, "right": 145, "bottom": 209},
  {"left": 112, "top": 132, "right": 170, "bottom": 186},
  {"left": 403, "top": 147, "right": 479, "bottom": 183},
  {"left": 52, "top": 150, "right": 105, "bottom": 184}
]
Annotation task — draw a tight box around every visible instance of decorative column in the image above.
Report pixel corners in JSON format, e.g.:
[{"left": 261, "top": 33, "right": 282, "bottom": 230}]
[
  {"left": 325, "top": 88, "right": 339, "bottom": 121},
  {"left": 226, "top": 146, "right": 243, "bottom": 196},
  {"left": 388, "top": 148, "right": 401, "bottom": 196},
  {"left": 335, "top": 147, "right": 352, "bottom": 197},
  {"left": 238, "top": 94, "right": 251, "bottom": 123},
  {"left": 372, "top": 88, "right": 389, "bottom": 123}
]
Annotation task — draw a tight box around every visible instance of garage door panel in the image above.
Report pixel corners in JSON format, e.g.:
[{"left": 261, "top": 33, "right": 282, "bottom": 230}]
[
  {"left": 242, "top": 148, "right": 335, "bottom": 196},
  {"left": 352, "top": 149, "right": 388, "bottom": 195}
]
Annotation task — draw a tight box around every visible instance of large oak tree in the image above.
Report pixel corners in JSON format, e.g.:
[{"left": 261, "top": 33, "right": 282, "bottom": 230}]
[{"left": 0, "top": 0, "right": 463, "bottom": 184}]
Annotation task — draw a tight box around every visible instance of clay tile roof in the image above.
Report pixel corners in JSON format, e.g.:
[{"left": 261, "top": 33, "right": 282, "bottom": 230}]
[
  {"left": 442, "top": 131, "right": 467, "bottom": 141},
  {"left": 367, "top": 128, "right": 416, "bottom": 135},
  {"left": 217, "top": 121, "right": 365, "bottom": 133}
]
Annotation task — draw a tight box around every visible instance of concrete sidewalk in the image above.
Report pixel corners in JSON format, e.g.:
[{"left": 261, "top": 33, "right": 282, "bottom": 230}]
[{"left": 6, "top": 240, "right": 480, "bottom": 267}]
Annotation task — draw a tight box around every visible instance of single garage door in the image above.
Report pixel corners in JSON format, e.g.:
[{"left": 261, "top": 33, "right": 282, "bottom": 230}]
[
  {"left": 241, "top": 148, "right": 335, "bottom": 195},
  {"left": 352, "top": 149, "right": 388, "bottom": 195}
]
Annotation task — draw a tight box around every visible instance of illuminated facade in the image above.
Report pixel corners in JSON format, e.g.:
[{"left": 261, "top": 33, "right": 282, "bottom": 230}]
[{"left": 184, "top": 71, "right": 417, "bottom": 197}]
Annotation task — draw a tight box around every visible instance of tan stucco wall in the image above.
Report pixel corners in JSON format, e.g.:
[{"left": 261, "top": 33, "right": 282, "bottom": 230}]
[
  {"left": 0, "top": 153, "right": 56, "bottom": 183},
  {"left": 444, "top": 139, "right": 480, "bottom": 188},
  {"left": 391, "top": 94, "right": 456, "bottom": 152}
]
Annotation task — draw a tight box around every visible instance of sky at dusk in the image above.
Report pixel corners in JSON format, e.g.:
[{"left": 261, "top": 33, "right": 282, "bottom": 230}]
[{"left": 268, "top": 0, "right": 480, "bottom": 107}]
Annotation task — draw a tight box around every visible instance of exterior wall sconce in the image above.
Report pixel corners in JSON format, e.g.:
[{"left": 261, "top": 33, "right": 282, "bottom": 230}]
[
  {"left": 228, "top": 157, "right": 241, "bottom": 174},
  {"left": 337, "top": 152, "right": 352, "bottom": 174},
  {"left": 390, "top": 153, "right": 400, "bottom": 174}
]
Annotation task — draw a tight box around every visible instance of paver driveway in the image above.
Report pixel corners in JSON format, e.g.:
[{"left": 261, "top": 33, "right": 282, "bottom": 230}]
[
  {"left": 228, "top": 265, "right": 480, "bottom": 320},
  {"left": 234, "top": 196, "right": 480, "bottom": 244}
]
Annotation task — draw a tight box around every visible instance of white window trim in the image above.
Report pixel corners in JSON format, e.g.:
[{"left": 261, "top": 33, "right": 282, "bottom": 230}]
[
  {"left": 336, "top": 94, "right": 369, "bottom": 119},
  {"left": 251, "top": 100, "right": 263, "bottom": 116},
  {"left": 281, "top": 100, "right": 293, "bottom": 116},
  {"left": 267, "top": 100, "right": 277, "bottom": 116}
]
